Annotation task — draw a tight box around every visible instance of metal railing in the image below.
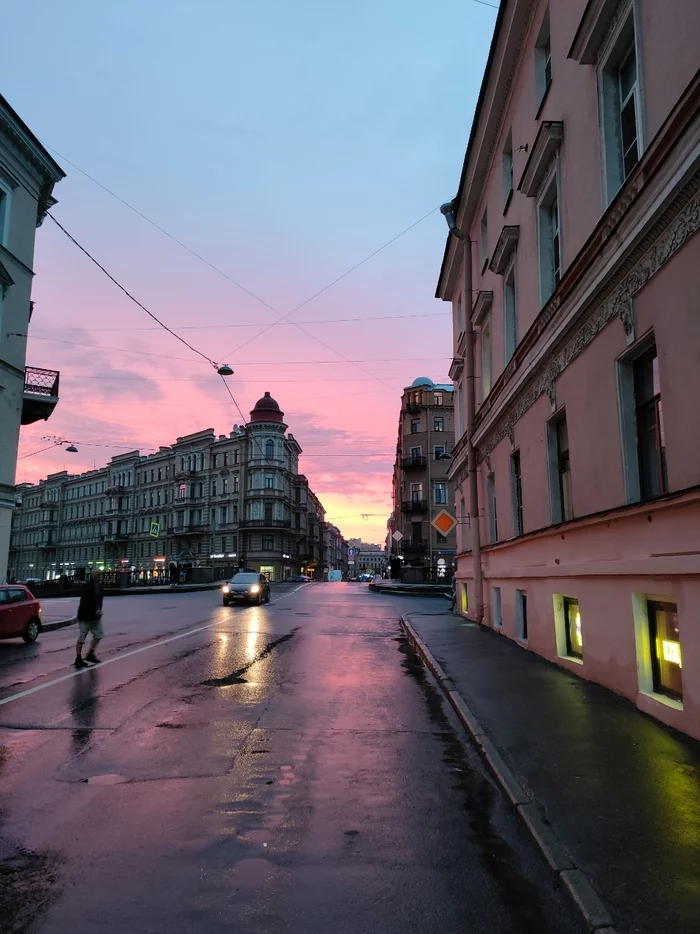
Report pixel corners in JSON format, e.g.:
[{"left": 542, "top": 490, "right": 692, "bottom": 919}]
[
  {"left": 24, "top": 366, "right": 60, "bottom": 397},
  {"left": 400, "top": 456, "right": 427, "bottom": 470},
  {"left": 401, "top": 499, "right": 428, "bottom": 513}
]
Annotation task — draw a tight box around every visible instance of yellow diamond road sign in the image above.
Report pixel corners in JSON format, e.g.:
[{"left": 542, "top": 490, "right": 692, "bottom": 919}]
[{"left": 432, "top": 510, "right": 457, "bottom": 536}]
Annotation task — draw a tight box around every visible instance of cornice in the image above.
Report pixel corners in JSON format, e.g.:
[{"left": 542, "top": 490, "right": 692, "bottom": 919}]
[
  {"left": 489, "top": 226, "right": 520, "bottom": 275},
  {"left": 519, "top": 121, "right": 563, "bottom": 197}
]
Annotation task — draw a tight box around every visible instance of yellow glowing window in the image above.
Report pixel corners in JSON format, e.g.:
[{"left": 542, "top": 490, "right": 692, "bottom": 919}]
[
  {"left": 564, "top": 597, "right": 582, "bottom": 659},
  {"left": 648, "top": 600, "right": 682, "bottom": 699}
]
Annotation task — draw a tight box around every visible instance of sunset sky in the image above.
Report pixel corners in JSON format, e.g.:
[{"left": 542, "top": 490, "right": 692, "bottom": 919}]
[{"left": 5, "top": 0, "right": 496, "bottom": 545}]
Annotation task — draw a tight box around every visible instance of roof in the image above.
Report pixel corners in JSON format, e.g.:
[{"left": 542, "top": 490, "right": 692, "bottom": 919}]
[
  {"left": 0, "top": 94, "right": 65, "bottom": 183},
  {"left": 435, "top": 0, "right": 509, "bottom": 298}
]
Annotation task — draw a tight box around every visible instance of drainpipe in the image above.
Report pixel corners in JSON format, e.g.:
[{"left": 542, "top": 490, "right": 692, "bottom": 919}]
[{"left": 440, "top": 200, "right": 483, "bottom": 623}]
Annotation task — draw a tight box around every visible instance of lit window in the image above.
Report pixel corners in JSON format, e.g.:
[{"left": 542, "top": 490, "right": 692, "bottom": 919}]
[
  {"left": 434, "top": 416, "right": 445, "bottom": 432},
  {"left": 434, "top": 391, "right": 443, "bottom": 406},
  {"left": 178, "top": 484, "right": 186, "bottom": 500},
  {"left": 564, "top": 597, "right": 582, "bottom": 658},
  {"left": 648, "top": 600, "right": 682, "bottom": 698}
]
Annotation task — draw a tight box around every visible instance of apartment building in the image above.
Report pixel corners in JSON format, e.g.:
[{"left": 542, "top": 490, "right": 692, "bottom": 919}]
[
  {"left": 436, "top": 0, "right": 700, "bottom": 737},
  {"left": 0, "top": 95, "right": 64, "bottom": 583},
  {"left": 389, "top": 378, "right": 456, "bottom": 576},
  {"left": 9, "top": 393, "right": 346, "bottom": 583}
]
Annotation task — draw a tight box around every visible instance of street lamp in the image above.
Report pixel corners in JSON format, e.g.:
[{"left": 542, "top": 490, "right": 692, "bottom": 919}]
[
  {"left": 65, "top": 444, "right": 78, "bottom": 453},
  {"left": 217, "top": 364, "right": 234, "bottom": 376}
]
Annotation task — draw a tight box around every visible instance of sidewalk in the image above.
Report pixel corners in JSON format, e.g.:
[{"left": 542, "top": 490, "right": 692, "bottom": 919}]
[
  {"left": 369, "top": 579, "right": 450, "bottom": 597},
  {"left": 403, "top": 611, "right": 700, "bottom": 934}
]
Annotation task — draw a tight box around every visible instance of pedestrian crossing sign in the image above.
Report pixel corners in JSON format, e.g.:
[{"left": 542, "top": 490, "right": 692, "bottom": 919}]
[
  {"left": 431, "top": 510, "right": 457, "bottom": 536},
  {"left": 149, "top": 521, "right": 161, "bottom": 538}
]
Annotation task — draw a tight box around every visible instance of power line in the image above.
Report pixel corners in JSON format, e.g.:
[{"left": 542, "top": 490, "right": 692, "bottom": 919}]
[{"left": 30, "top": 310, "right": 451, "bottom": 334}]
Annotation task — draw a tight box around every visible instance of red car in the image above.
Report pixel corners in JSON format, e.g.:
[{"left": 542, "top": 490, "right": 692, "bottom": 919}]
[{"left": 0, "top": 585, "right": 42, "bottom": 643}]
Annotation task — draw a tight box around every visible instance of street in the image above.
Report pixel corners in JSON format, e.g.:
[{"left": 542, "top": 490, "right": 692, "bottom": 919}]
[{"left": 0, "top": 583, "right": 584, "bottom": 934}]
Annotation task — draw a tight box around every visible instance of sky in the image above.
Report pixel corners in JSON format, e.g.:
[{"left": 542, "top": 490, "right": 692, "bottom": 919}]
[{"left": 5, "top": 0, "right": 496, "bottom": 545}]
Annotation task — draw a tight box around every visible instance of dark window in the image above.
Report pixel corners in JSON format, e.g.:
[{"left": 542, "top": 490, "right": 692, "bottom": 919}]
[
  {"left": 223, "top": 452, "right": 230, "bottom": 466},
  {"left": 517, "top": 589, "right": 528, "bottom": 640},
  {"left": 648, "top": 600, "right": 682, "bottom": 699},
  {"left": 619, "top": 44, "right": 639, "bottom": 179},
  {"left": 211, "top": 480, "right": 217, "bottom": 496},
  {"left": 264, "top": 502, "right": 274, "bottom": 522},
  {"left": 564, "top": 597, "right": 582, "bottom": 658},
  {"left": 556, "top": 417, "right": 573, "bottom": 521},
  {"left": 634, "top": 347, "right": 667, "bottom": 500},
  {"left": 487, "top": 473, "right": 498, "bottom": 543},
  {"left": 233, "top": 449, "right": 240, "bottom": 464},
  {"left": 410, "top": 418, "right": 420, "bottom": 434},
  {"left": 212, "top": 453, "right": 218, "bottom": 468},
  {"left": 511, "top": 450, "right": 523, "bottom": 536},
  {"left": 436, "top": 533, "right": 447, "bottom": 543},
  {"left": 222, "top": 478, "right": 229, "bottom": 494},
  {"left": 265, "top": 474, "right": 275, "bottom": 489},
  {"left": 434, "top": 416, "right": 445, "bottom": 432},
  {"left": 231, "top": 534, "right": 238, "bottom": 551},
  {"left": 219, "top": 506, "right": 227, "bottom": 524},
  {"left": 262, "top": 535, "right": 274, "bottom": 551},
  {"left": 265, "top": 440, "right": 275, "bottom": 459},
  {"left": 411, "top": 521, "right": 422, "bottom": 545}
]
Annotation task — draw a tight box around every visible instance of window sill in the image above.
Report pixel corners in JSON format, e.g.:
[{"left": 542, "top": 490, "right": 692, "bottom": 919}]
[
  {"left": 560, "top": 654, "right": 583, "bottom": 666},
  {"left": 639, "top": 689, "right": 683, "bottom": 712}
]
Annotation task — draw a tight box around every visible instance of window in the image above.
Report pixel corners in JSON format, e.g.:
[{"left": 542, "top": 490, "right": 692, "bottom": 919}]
[
  {"left": 0, "top": 183, "right": 10, "bottom": 245},
  {"left": 481, "top": 317, "right": 492, "bottom": 400},
  {"left": 410, "top": 446, "right": 421, "bottom": 462},
  {"left": 223, "top": 452, "right": 230, "bottom": 466},
  {"left": 503, "top": 131, "right": 513, "bottom": 207},
  {"left": 516, "top": 589, "right": 528, "bottom": 641},
  {"left": 480, "top": 210, "right": 488, "bottom": 268},
  {"left": 211, "top": 479, "right": 217, "bottom": 497},
  {"left": 233, "top": 449, "right": 240, "bottom": 465},
  {"left": 436, "top": 533, "right": 447, "bottom": 543},
  {"left": 492, "top": 587, "right": 502, "bottom": 628},
  {"left": 648, "top": 600, "right": 682, "bottom": 699},
  {"left": 548, "top": 412, "right": 573, "bottom": 524},
  {"left": 264, "top": 502, "right": 273, "bottom": 522},
  {"left": 434, "top": 446, "right": 446, "bottom": 461},
  {"left": 535, "top": 10, "right": 552, "bottom": 108},
  {"left": 510, "top": 450, "right": 523, "bottom": 537},
  {"left": 537, "top": 168, "right": 561, "bottom": 304},
  {"left": 434, "top": 416, "right": 445, "bottom": 432},
  {"left": 233, "top": 476, "right": 239, "bottom": 493},
  {"left": 410, "top": 418, "right": 420, "bottom": 434},
  {"left": 219, "top": 506, "right": 227, "bottom": 524},
  {"left": 222, "top": 478, "right": 229, "bottom": 494},
  {"left": 265, "top": 439, "right": 275, "bottom": 459},
  {"left": 262, "top": 535, "right": 274, "bottom": 551},
  {"left": 599, "top": 16, "right": 641, "bottom": 202},
  {"left": 212, "top": 453, "right": 218, "bottom": 469},
  {"left": 486, "top": 473, "right": 498, "bottom": 543},
  {"left": 634, "top": 346, "right": 667, "bottom": 500},
  {"left": 264, "top": 474, "right": 275, "bottom": 489},
  {"left": 504, "top": 256, "right": 518, "bottom": 362},
  {"left": 434, "top": 482, "right": 447, "bottom": 505},
  {"left": 410, "top": 482, "right": 423, "bottom": 503},
  {"left": 434, "top": 391, "right": 443, "bottom": 406},
  {"left": 563, "top": 597, "right": 583, "bottom": 659},
  {"left": 178, "top": 484, "right": 186, "bottom": 500}
]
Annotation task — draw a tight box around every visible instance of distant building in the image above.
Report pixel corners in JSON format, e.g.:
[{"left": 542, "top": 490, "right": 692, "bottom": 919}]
[
  {"left": 9, "top": 393, "right": 347, "bottom": 583},
  {"left": 0, "top": 95, "right": 65, "bottom": 583},
  {"left": 436, "top": 0, "right": 700, "bottom": 738},
  {"left": 389, "top": 378, "right": 456, "bottom": 576}
]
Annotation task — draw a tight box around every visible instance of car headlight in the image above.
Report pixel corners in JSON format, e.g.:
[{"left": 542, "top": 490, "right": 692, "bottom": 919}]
[
  {"left": 249, "top": 584, "right": 260, "bottom": 594},
  {"left": 222, "top": 585, "right": 230, "bottom": 593}
]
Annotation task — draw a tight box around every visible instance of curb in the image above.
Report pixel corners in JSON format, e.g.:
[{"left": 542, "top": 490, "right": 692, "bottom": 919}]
[
  {"left": 369, "top": 583, "right": 450, "bottom": 597},
  {"left": 43, "top": 618, "right": 76, "bottom": 632},
  {"left": 400, "top": 615, "right": 615, "bottom": 933}
]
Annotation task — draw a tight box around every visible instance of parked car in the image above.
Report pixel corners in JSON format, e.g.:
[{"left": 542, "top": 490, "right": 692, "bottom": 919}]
[
  {"left": 222, "top": 572, "right": 270, "bottom": 606},
  {"left": 289, "top": 574, "right": 312, "bottom": 583},
  {"left": 0, "top": 585, "right": 42, "bottom": 642}
]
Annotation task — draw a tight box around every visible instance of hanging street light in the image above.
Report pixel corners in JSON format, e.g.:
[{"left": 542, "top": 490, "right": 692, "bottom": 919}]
[{"left": 217, "top": 364, "right": 234, "bottom": 376}]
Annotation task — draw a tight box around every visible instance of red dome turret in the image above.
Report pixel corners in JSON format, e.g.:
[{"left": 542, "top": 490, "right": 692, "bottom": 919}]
[{"left": 249, "top": 391, "right": 284, "bottom": 423}]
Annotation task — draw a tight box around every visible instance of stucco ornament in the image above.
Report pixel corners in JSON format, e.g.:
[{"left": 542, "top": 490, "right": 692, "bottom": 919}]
[{"left": 477, "top": 180, "right": 700, "bottom": 462}]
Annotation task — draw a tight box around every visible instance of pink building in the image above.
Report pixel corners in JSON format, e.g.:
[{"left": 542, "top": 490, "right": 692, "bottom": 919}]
[{"left": 436, "top": 0, "right": 700, "bottom": 738}]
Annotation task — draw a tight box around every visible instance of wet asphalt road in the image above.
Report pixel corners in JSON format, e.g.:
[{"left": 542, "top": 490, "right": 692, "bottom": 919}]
[{"left": 0, "top": 583, "right": 585, "bottom": 934}]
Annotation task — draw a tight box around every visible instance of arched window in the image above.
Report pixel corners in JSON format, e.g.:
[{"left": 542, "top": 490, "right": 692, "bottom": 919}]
[{"left": 265, "top": 439, "right": 275, "bottom": 460}]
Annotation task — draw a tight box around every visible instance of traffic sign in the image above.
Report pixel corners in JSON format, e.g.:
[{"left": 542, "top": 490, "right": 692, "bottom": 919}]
[
  {"left": 392, "top": 530, "right": 403, "bottom": 542},
  {"left": 431, "top": 510, "right": 457, "bottom": 536},
  {"left": 149, "top": 521, "right": 161, "bottom": 539}
]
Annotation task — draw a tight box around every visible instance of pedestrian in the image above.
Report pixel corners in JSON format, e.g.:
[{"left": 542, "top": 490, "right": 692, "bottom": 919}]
[{"left": 75, "top": 568, "right": 104, "bottom": 669}]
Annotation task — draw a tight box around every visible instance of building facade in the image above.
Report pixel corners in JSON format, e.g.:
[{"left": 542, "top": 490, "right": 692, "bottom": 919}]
[
  {"left": 0, "top": 95, "right": 64, "bottom": 583},
  {"left": 437, "top": 0, "right": 700, "bottom": 737},
  {"left": 9, "top": 393, "right": 348, "bottom": 583},
  {"left": 389, "top": 378, "right": 457, "bottom": 576}
]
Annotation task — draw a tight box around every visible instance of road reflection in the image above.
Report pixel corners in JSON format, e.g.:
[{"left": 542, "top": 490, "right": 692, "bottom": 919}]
[{"left": 70, "top": 667, "right": 100, "bottom": 753}]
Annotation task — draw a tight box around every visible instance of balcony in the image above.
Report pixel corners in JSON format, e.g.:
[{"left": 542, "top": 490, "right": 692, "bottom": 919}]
[
  {"left": 175, "top": 524, "right": 205, "bottom": 535},
  {"left": 38, "top": 538, "right": 58, "bottom": 550},
  {"left": 406, "top": 401, "right": 421, "bottom": 414},
  {"left": 21, "top": 367, "right": 60, "bottom": 425},
  {"left": 404, "top": 539, "right": 428, "bottom": 552},
  {"left": 239, "top": 519, "right": 292, "bottom": 529},
  {"left": 104, "top": 532, "right": 130, "bottom": 543},
  {"left": 400, "top": 456, "right": 426, "bottom": 470},
  {"left": 401, "top": 499, "right": 428, "bottom": 513}
]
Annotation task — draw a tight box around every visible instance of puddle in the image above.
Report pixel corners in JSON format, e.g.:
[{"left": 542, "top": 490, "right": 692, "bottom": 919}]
[
  {"left": 86, "top": 773, "right": 128, "bottom": 786},
  {"left": 156, "top": 722, "right": 185, "bottom": 729},
  {"left": 201, "top": 629, "right": 298, "bottom": 687}
]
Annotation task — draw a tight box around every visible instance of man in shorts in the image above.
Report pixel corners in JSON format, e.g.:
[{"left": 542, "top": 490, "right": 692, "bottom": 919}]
[{"left": 75, "top": 569, "right": 104, "bottom": 669}]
